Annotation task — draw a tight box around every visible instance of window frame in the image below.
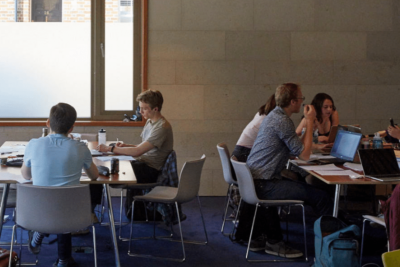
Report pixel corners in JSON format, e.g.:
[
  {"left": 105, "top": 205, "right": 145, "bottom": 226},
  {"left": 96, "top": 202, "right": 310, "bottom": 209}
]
[{"left": 0, "top": 0, "right": 147, "bottom": 126}]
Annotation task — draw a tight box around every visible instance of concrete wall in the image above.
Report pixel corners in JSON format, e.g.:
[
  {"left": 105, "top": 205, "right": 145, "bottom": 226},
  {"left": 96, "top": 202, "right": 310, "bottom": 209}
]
[{"left": 1, "top": 0, "right": 400, "bottom": 196}]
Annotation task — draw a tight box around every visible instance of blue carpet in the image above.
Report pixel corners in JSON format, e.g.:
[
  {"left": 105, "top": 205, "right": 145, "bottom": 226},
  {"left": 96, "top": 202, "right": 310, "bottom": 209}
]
[{"left": 0, "top": 197, "right": 386, "bottom": 267}]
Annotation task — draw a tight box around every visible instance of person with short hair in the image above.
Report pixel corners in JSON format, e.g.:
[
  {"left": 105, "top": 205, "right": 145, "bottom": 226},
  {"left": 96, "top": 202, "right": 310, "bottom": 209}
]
[
  {"left": 245, "top": 83, "right": 333, "bottom": 258},
  {"left": 21, "top": 103, "right": 99, "bottom": 267},
  {"left": 97, "top": 90, "right": 173, "bottom": 219}
]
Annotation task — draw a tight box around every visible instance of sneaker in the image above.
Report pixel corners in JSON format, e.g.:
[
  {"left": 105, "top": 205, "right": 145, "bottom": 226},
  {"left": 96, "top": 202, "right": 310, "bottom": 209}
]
[
  {"left": 28, "top": 230, "right": 41, "bottom": 255},
  {"left": 53, "top": 257, "right": 78, "bottom": 267},
  {"left": 265, "top": 241, "right": 303, "bottom": 258},
  {"left": 91, "top": 213, "right": 99, "bottom": 224},
  {"left": 71, "top": 228, "right": 90, "bottom": 236},
  {"left": 249, "top": 235, "right": 266, "bottom": 252}
]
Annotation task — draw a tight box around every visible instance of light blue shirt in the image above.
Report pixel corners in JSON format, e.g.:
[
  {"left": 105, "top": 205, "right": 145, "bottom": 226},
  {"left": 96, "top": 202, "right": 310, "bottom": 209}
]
[{"left": 24, "top": 134, "right": 92, "bottom": 186}]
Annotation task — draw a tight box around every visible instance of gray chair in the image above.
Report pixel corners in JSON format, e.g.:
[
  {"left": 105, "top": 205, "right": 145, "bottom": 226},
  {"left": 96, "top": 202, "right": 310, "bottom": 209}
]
[
  {"left": 9, "top": 184, "right": 97, "bottom": 267},
  {"left": 216, "top": 143, "right": 239, "bottom": 235},
  {"left": 128, "top": 155, "right": 208, "bottom": 262},
  {"left": 230, "top": 157, "right": 308, "bottom": 262},
  {"left": 360, "top": 215, "right": 388, "bottom": 265}
]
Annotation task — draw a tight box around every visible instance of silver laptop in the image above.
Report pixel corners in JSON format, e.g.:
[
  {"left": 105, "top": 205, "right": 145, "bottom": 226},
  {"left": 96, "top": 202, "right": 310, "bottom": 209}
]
[
  {"left": 317, "top": 130, "right": 362, "bottom": 164},
  {"left": 358, "top": 148, "right": 400, "bottom": 182}
]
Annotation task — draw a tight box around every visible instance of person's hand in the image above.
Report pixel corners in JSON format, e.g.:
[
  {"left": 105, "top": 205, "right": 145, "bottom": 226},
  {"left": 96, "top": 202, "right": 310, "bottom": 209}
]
[
  {"left": 318, "top": 136, "right": 329, "bottom": 143},
  {"left": 97, "top": 144, "right": 110, "bottom": 152},
  {"left": 312, "top": 143, "right": 332, "bottom": 153},
  {"left": 115, "top": 142, "right": 126, "bottom": 147},
  {"left": 303, "top": 105, "right": 316, "bottom": 121},
  {"left": 388, "top": 125, "right": 400, "bottom": 139}
]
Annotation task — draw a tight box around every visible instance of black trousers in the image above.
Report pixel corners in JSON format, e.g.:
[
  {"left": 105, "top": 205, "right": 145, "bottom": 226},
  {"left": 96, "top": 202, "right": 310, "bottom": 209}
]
[{"left": 124, "top": 161, "right": 160, "bottom": 219}]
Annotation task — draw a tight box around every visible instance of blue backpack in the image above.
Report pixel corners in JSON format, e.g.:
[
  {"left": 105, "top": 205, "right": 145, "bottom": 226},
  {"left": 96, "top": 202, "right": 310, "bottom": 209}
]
[{"left": 313, "top": 216, "right": 361, "bottom": 267}]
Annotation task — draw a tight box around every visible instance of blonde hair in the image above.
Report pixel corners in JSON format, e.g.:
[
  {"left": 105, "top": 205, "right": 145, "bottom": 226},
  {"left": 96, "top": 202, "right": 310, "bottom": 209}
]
[{"left": 275, "top": 83, "right": 300, "bottom": 108}]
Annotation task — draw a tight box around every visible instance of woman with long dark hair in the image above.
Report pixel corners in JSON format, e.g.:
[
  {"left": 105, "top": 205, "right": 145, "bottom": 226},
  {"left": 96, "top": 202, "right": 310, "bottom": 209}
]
[{"left": 296, "top": 93, "right": 339, "bottom": 143}]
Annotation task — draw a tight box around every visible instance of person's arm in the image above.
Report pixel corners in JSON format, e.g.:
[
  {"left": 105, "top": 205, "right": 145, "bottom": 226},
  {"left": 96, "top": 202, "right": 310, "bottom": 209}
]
[
  {"left": 97, "top": 141, "right": 154, "bottom": 157},
  {"left": 296, "top": 118, "right": 306, "bottom": 136},
  {"left": 298, "top": 105, "right": 316, "bottom": 161},
  {"left": 21, "top": 163, "right": 32, "bottom": 180},
  {"left": 332, "top": 110, "right": 339, "bottom": 126},
  {"left": 84, "top": 162, "right": 99, "bottom": 181},
  {"left": 388, "top": 125, "right": 400, "bottom": 139}
]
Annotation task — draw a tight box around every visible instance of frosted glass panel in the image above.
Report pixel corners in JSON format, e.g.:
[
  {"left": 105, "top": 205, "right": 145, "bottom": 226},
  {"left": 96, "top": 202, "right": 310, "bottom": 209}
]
[
  {"left": 0, "top": 23, "right": 91, "bottom": 118},
  {"left": 104, "top": 1, "right": 134, "bottom": 111}
]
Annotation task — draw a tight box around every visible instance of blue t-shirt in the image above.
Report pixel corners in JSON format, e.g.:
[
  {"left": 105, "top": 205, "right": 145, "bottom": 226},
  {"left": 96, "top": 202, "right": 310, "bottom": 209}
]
[
  {"left": 247, "top": 106, "right": 304, "bottom": 180},
  {"left": 24, "top": 134, "right": 92, "bottom": 186}
]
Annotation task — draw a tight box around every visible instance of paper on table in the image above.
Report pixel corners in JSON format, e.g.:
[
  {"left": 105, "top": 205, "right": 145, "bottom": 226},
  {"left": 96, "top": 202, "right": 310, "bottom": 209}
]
[
  {"left": 343, "top": 162, "right": 363, "bottom": 171},
  {"left": 300, "top": 164, "right": 343, "bottom": 171},
  {"left": 314, "top": 170, "right": 363, "bottom": 178},
  {"left": 96, "top": 156, "right": 135, "bottom": 162}
]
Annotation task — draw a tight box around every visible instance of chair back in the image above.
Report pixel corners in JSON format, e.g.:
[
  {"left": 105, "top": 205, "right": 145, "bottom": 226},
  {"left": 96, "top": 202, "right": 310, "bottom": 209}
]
[
  {"left": 175, "top": 155, "right": 206, "bottom": 203},
  {"left": 230, "top": 157, "right": 260, "bottom": 205},
  {"left": 16, "top": 184, "right": 92, "bottom": 234},
  {"left": 217, "top": 143, "right": 236, "bottom": 185}
]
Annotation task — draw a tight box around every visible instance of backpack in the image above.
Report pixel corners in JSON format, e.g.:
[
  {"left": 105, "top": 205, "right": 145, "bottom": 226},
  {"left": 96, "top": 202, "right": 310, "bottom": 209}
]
[{"left": 313, "top": 216, "right": 361, "bottom": 267}]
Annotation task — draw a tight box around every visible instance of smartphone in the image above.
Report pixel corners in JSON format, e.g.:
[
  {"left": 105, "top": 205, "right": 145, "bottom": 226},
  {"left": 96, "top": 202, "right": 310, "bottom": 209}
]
[{"left": 390, "top": 118, "right": 395, "bottom": 127}]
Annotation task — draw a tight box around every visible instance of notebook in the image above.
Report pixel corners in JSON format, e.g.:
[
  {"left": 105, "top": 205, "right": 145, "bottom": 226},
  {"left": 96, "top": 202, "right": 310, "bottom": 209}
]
[
  {"left": 358, "top": 148, "right": 400, "bottom": 182},
  {"left": 316, "top": 130, "right": 362, "bottom": 164}
]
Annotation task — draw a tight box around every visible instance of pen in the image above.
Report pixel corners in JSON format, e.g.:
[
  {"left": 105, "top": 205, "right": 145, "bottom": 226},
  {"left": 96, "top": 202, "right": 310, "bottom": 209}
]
[{"left": 1, "top": 152, "right": 12, "bottom": 155}]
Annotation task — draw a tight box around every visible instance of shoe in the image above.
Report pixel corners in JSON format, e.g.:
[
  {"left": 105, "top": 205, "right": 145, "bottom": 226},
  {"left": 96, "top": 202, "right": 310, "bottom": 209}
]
[
  {"left": 91, "top": 213, "right": 99, "bottom": 224},
  {"left": 53, "top": 257, "right": 78, "bottom": 267},
  {"left": 265, "top": 241, "right": 303, "bottom": 258},
  {"left": 249, "top": 235, "right": 266, "bottom": 252},
  {"left": 71, "top": 228, "right": 90, "bottom": 236},
  {"left": 28, "top": 231, "right": 41, "bottom": 255}
]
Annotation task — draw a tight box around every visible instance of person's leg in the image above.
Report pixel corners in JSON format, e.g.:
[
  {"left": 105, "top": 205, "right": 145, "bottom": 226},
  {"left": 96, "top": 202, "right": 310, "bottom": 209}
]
[
  {"left": 125, "top": 161, "right": 160, "bottom": 219},
  {"left": 28, "top": 231, "right": 46, "bottom": 254},
  {"left": 255, "top": 178, "right": 333, "bottom": 216},
  {"left": 57, "top": 234, "right": 71, "bottom": 261},
  {"left": 89, "top": 184, "right": 103, "bottom": 212}
]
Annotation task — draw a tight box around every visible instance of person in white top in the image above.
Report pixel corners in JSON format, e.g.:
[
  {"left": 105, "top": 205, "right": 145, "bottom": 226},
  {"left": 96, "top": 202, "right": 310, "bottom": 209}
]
[{"left": 232, "top": 94, "right": 276, "bottom": 162}]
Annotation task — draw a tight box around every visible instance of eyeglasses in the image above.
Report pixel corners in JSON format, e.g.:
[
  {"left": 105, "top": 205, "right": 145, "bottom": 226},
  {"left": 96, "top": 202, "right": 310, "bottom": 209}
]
[{"left": 295, "top": 96, "right": 305, "bottom": 101}]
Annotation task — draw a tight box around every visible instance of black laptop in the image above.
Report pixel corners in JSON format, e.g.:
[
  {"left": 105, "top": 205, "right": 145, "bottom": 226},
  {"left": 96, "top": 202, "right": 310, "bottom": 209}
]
[
  {"left": 316, "top": 130, "right": 362, "bottom": 164},
  {"left": 358, "top": 148, "right": 400, "bottom": 182}
]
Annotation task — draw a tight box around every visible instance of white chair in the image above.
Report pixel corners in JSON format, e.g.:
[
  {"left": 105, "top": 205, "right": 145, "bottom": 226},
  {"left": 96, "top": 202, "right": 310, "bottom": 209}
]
[
  {"left": 230, "top": 157, "right": 308, "bottom": 262},
  {"left": 216, "top": 143, "right": 239, "bottom": 235},
  {"left": 128, "top": 155, "right": 208, "bottom": 262},
  {"left": 9, "top": 184, "right": 97, "bottom": 267},
  {"left": 360, "top": 215, "right": 389, "bottom": 265}
]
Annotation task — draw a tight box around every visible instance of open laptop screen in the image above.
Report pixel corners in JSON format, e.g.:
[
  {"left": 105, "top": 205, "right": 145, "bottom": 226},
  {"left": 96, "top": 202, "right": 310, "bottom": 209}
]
[
  {"left": 331, "top": 130, "right": 362, "bottom": 161},
  {"left": 358, "top": 149, "right": 400, "bottom": 176}
]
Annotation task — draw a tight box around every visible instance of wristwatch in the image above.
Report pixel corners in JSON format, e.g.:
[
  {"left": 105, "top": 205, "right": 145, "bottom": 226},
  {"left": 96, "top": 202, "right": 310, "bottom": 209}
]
[{"left": 110, "top": 146, "right": 115, "bottom": 153}]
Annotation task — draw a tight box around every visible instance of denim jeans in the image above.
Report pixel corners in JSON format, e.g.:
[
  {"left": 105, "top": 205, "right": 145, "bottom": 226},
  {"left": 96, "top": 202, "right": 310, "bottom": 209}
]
[
  {"left": 254, "top": 178, "right": 333, "bottom": 216},
  {"left": 57, "top": 234, "right": 72, "bottom": 260}
]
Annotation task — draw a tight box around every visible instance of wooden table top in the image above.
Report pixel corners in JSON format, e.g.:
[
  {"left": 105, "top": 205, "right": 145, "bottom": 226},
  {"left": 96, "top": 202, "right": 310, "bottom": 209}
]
[
  {"left": 297, "top": 162, "right": 400, "bottom": 185},
  {"left": 1, "top": 141, "right": 137, "bottom": 185}
]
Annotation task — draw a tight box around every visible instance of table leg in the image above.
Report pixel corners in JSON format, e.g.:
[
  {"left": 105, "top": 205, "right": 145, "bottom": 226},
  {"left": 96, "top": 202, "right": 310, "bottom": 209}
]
[
  {"left": 104, "top": 184, "right": 120, "bottom": 267},
  {"left": 0, "top": 183, "right": 10, "bottom": 239},
  {"left": 333, "top": 184, "right": 341, "bottom": 218}
]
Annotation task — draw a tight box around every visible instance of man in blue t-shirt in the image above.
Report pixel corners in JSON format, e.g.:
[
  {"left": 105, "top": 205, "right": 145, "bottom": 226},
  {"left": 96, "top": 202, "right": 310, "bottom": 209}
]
[{"left": 22, "top": 103, "right": 99, "bottom": 267}]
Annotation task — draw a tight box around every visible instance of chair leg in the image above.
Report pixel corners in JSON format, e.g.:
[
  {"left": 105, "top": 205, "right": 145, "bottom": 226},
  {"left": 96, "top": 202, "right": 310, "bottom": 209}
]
[
  {"left": 8, "top": 224, "right": 17, "bottom": 267},
  {"left": 175, "top": 202, "right": 186, "bottom": 262},
  {"left": 197, "top": 196, "right": 208, "bottom": 244},
  {"left": 128, "top": 199, "right": 136, "bottom": 254},
  {"left": 300, "top": 204, "right": 308, "bottom": 262},
  {"left": 230, "top": 198, "right": 242, "bottom": 240},
  {"left": 221, "top": 184, "right": 233, "bottom": 234},
  {"left": 246, "top": 203, "right": 259, "bottom": 260},
  {"left": 360, "top": 218, "right": 367, "bottom": 266},
  {"left": 91, "top": 225, "right": 97, "bottom": 267}
]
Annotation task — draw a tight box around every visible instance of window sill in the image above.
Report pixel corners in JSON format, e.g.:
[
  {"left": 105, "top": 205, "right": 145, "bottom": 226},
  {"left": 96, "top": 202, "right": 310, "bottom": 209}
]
[{"left": 0, "top": 120, "right": 146, "bottom": 127}]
